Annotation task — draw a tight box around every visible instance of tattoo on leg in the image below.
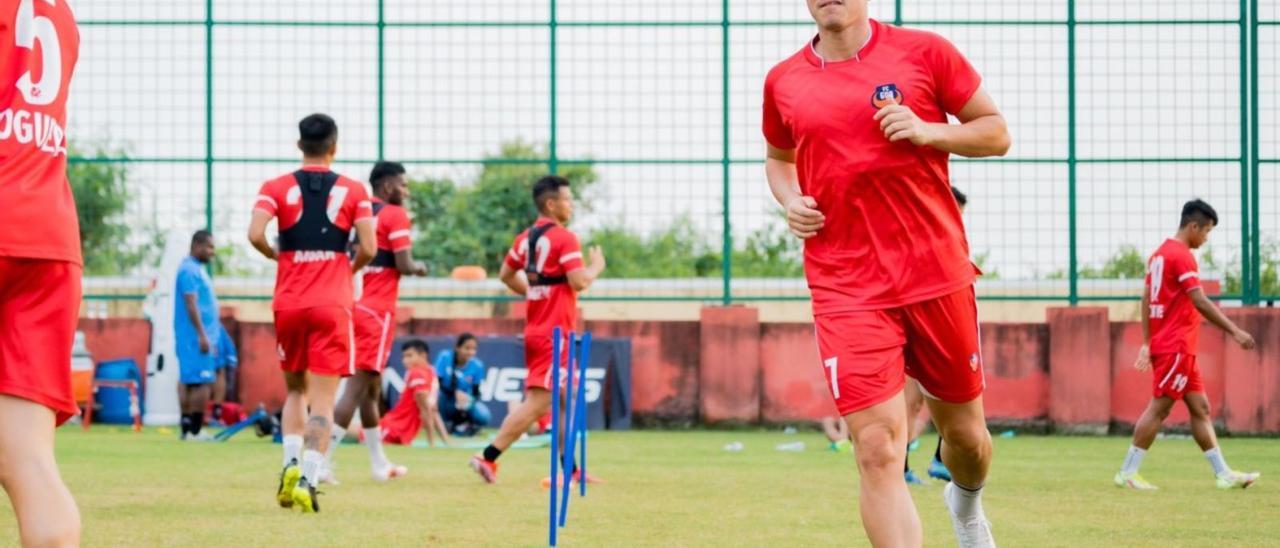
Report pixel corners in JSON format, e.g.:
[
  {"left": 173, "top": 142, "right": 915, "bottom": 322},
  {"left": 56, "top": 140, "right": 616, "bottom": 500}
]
[{"left": 304, "top": 415, "right": 331, "bottom": 449}]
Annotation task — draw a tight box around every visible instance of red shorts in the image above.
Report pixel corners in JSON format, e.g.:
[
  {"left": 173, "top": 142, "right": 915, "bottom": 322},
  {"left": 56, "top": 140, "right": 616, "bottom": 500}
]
[
  {"left": 0, "top": 258, "right": 82, "bottom": 425},
  {"left": 1151, "top": 353, "right": 1202, "bottom": 400},
  {"left": 523, "top": 331, "right": 570, "bottom": 391},
  {"left": 815, "top": 286, "right": 984, "bottom": 415},
  {"left": 352, "top": 305, "right": 394, "bottom": 374},
  {"left": 274, "top": 306, "right": 354, "bottom": 377}
]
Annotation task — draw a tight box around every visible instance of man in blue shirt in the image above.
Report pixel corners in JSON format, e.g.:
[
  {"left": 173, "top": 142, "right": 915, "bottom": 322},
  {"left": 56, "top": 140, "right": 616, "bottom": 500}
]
[
  {"left": 174, "top": 230, "right": 220, "bottom": 440},
  {"left": 433, "top": 333, "right": 491, "bottom": 436}
]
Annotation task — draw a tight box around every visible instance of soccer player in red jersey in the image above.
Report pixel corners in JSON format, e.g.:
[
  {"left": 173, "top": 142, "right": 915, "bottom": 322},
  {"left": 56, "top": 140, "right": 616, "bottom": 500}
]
[
  {"left": 379, "top": 339, "right": 450, "bottom": 447},
  {"left": 1115, "top": 200, "right": 1259, "bottom": 491},
  {"left": 763, "top": 2, "right": 1010, "bottom": 545},
  {"left": 325, "top": 160, "right": 427, "bottom": 483},
  {"left": 248, "top": 114, "right": 376, "bottom": 513},
  {"left": 470, "top": 175, "right": 606, "bottom": 484},
  {"left": 0, "top": 0, "right": 82, "bottom": 544}
]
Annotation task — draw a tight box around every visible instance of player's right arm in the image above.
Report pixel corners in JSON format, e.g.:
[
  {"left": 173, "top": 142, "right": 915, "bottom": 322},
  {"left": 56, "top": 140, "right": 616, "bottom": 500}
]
[
  {"left": 500, "top": 239, "right": 530, "bottom": 296},
  {"left": 498, "top": 262, "right": 528, "bottom": 297},
  {"left": 766, "top": 145, "right": 824, "bottom": 240},
  {"left": 247, "top": 210, "right": 277, "bottom": 261},
  {"left": 350, "top": 218, "right": 376, "bottom": 273},
  {"left": 249, "top": 186, "right": 279, "bottom": 261},
  {"left": 1135, "top": 289, "right": 1151, "bottom": 371},
  {"left": 762, "top": 74, "right": 824, "bottom": 240},
  {"left": 1189, "top": 289, "right": 1255, "bottom": 350}
]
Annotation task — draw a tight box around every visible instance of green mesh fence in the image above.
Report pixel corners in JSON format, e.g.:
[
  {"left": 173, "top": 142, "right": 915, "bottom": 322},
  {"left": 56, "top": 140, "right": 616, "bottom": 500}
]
[{"left": 71, "top": 0, "right": 1272, "bottom": 304}]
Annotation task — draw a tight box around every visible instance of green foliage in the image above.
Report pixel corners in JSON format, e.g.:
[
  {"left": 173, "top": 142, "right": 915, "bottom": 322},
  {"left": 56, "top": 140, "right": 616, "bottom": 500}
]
[
  {"left": 1080, "top": 245, "right": 1146, "bottom": 279},
  {"left": 407, "top": 141, "right": 596, "bottom": 275},
  {"left": 1049, "top": 245, "right": 1146, "bottom": 280},
  {"left": 730, "top": 216, "right": 804, "bottom": 278},
  {"left": 69, "top": 143, "right": 161, "bottom": 275},
  {"left": 585, "top": 219, "right": 721, "bottom": 279},
  {"left": 1201, "top": 241, "right": 1280, "bottom": 297},
  {"left": 973, "top": 250, "right": 1000, "bottom": 280}
]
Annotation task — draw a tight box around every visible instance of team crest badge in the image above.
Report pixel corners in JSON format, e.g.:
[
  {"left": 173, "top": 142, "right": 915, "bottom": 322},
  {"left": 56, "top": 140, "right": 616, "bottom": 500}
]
[
  {"left": 969, "top": 353, "right": 980, "bottom": 371},
  {"left": 871, "top": 83, "right": 903, "bottom": 108}
]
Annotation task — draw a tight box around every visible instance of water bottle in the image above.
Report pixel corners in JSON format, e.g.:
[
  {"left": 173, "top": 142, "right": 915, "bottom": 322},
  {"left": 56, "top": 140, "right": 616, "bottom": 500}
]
[{"left": 775, "top": 441, "right": 805, "bottom": 452}]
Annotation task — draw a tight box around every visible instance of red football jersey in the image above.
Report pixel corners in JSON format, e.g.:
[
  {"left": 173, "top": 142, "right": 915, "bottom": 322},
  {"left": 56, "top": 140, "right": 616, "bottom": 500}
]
[
  {"left": 762, "top": 19, "right": 982, "bottom": 314},
  {"left": 0, "top": 0, "right": 80, "bottom": 263},
  {"left": 380, "top": 365, "right": 435, "bottom": 445},
  {"left": 357, "top": 198, "right": 413, "bottom": 311},
  {"left": 503, "top": 217, "right": 585, "bottom": 335},
  {"left": 253, "top": 166, "right": 372, "bottom": 311},
  {"left": 1146, "top": 238, "right": 1203, "bottom": 355}
]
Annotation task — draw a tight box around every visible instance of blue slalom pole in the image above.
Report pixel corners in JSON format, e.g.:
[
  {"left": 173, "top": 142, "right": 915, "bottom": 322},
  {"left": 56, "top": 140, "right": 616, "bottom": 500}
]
[
  {"left": 558, "top": 332, "right": 578, "bottom": 527},
  {"left": 577, "top": 332, "right": 592, "bottom": 497},
  {"left": 549, "top": 327, "right": 561, "bottom": 547}
]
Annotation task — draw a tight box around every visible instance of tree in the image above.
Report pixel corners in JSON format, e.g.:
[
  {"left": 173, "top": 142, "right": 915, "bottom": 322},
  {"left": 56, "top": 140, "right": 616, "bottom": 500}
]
[
  {"left": 586, "top": 219, "right": 720, "bottom": 278},
  {"left": 69, "top": 143, "right": 161, "bottom": 275},
  {"left": 408, "top": 141, "right": 596, "bottom": 276},
  {"left": 1201, "top": 241, "right": 1280, "bottom": 297},
  {"left": 1049, "top": 245, "right": 1146, "bottom": 280}
]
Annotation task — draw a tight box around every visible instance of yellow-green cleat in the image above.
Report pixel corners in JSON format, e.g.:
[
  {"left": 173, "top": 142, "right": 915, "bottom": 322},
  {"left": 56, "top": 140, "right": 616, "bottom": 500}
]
[
  {"left": 292, "top": 478, "right": 319, "bottom": 513},
  {"left": 1216, "top": 470, "right": 1260, "bottom": 490},
  {"left": 277, "top": 459, "right": 301, "bottom": 508},
  {"left": 1114, "top": 471, "right": 1158, "bottom": 490}
]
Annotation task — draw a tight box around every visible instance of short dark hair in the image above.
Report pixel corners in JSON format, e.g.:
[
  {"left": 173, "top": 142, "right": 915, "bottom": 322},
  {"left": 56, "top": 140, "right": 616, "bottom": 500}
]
[
  {"left": 370, "top": 161, "right": 406, "bottom": 191},
  {"left": 401, "top": 339, "right": 429, "bottom": 355},
  {"left": 455, "top": 332, "right": 477, "bottom": 350},
  {"left": 951, "top": 186, "right": 968, "bottom": 207},
  {"left": 298, "top": 113, "right": 338, "bottom": 157},
  {"left": 532, "top": 175, "right": 570, "bottom": 212},
  {"left": 191, "top": 229, "right": 213, "bottom": 246},
  {"left": 1180, "top": 199, "right": 1218, "bottom": 228}
]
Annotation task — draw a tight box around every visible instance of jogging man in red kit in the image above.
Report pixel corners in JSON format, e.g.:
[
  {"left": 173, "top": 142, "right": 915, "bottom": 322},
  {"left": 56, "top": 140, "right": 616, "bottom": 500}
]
[{"left": 763, "top": 1, "right": 1010, "bottom": 545}]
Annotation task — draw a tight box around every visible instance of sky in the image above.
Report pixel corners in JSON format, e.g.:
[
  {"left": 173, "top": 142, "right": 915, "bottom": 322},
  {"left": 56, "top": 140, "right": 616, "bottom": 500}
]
[{"left": 66, "top": 0, "right": 1276, "bottom": 286}]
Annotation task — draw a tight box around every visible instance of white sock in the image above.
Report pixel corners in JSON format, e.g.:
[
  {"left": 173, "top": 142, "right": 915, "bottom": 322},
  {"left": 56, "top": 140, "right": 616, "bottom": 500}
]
[
  {"left": 1204, "top": 447, "right": 1230, "bottom": 477},
  {"left": 947, "top": 482, "right": 985, "bottom": 522},
  {"left": 326, "top": 424, "right": 346, "bottom": 463},
  {"left": 364, "top": 427, "right": 389, "bottom": 469},
  {"left": 302, "top": 450, "right": 325, "bottom": 484},
  {"left": 283, "top": 435, "right": 303, "bottom": 467},
  {"left": 1121, "top": 445, "right": 1146, "bottom": 475}
]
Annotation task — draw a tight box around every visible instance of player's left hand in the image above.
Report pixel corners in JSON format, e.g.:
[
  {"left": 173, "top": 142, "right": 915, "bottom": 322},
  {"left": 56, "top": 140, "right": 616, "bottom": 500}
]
[
  {"left": 874, "top": 104, "right": 936, "bottom": 146},
  {"left": 1133, "top": 344, "right": 1151, "bottom": 372}
]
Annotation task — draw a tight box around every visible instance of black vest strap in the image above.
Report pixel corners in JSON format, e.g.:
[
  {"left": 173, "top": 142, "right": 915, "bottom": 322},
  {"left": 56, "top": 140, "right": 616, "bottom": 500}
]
[
  {"left": 364, "top": 201, "right": 398, "bottom": 268},
  {"left": 526, "top": 222, "right": 567, "bottom": 286},
  {"left": 278, "top": 170, "right": 351, "bottom": 253},
  {"left": 370, "top": 249, "right": 397, "bottom": 268}
]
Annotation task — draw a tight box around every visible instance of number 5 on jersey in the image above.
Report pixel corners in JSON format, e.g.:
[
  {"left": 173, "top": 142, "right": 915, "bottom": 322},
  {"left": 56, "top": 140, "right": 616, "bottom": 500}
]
[{"left": 15, "top": 0, "right": 64, "bottom": 106}]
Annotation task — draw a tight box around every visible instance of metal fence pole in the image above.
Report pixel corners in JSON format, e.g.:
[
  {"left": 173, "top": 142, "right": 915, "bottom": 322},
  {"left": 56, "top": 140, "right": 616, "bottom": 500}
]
[
  {"left": 720, "top": 0, "right": 732, "bottom": 306},
  {"left": 1066, "top": 0, "right": 1079, "bottom": 306},
  {"left": 377, "top": 0, "right": 386, "bottom": 160},
  {"left": 549, "top": 0, "right": 559, "bottom": 174},
  {"left": 204, "top": 0, "right": 214, "bottom": 233},
  {"left": 1248, "top": 0, "right": 1261, "bottom": 304}
]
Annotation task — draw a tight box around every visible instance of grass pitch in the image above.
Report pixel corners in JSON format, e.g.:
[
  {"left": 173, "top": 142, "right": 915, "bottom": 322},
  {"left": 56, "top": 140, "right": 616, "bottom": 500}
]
[{"left": 0, "top": 427, "right": 1275, "bottom": 546}]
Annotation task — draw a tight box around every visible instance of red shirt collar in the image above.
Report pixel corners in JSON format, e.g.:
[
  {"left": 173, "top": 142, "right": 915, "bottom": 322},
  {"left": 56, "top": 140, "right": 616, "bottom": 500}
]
[{"left": 803, "top": 18, "right": 882, "bottom": 68}]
